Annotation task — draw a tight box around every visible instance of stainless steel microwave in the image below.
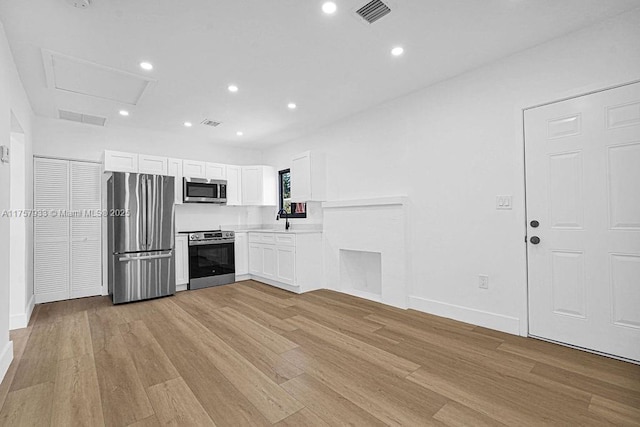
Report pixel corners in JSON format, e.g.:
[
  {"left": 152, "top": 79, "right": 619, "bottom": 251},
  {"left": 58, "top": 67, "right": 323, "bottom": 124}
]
[{"left": 183, "top": 177, "right": 227, "bottom": 204}]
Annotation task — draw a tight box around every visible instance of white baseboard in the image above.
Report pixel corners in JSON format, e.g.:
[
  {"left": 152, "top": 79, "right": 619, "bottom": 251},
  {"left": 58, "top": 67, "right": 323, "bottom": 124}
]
[
  {"left": 341, "top": 288, "right": 382, "bottom": 303},
  {"left": 176, "top": 284, "right": 188, "bottom": 292},
  {"left": 9, "top": 294, "right": 36, "bottom": 330},
  {"left": 26, "top": 294, "right": 35, "bottom": 323},
  {"left": 249, "top": 276, "right": 301, "bottom": 294},
  {"left": 409, "top": 296, "right": 520, "bottom": 335},
  {"left": 235, "top": 274, "right": 251, "bottom": 282},
  {"left": 0, "top": 341, "right": 14, "bottom": 384}
]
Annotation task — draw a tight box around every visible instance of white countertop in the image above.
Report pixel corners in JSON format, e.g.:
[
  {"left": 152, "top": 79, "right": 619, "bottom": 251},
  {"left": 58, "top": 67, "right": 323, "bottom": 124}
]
[{"left": 235, "top": 228, "right": 322, "bottom": 234}]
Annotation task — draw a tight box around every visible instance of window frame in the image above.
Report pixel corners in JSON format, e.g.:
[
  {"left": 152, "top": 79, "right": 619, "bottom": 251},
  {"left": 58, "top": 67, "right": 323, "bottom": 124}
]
[{"left": 278, "top": 168, "right": 307, "bottom": 219}]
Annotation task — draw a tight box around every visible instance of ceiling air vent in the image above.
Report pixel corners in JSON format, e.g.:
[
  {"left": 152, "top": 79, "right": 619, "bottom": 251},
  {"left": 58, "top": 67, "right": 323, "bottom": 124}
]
[
  {"left": 59, "top": 109, "right": 107, "bottom": 126},
  {"left": 201, "top": 119, "right": 222, "bottom": 127},
  {"left": 356, "top": 0, "right": 391, "bottom": 24}
]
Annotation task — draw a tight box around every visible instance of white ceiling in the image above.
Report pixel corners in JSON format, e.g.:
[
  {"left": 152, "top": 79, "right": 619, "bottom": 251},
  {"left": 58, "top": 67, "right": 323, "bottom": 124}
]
[{"left": 1, "top": 0, "right": 639, "bottom": 147}]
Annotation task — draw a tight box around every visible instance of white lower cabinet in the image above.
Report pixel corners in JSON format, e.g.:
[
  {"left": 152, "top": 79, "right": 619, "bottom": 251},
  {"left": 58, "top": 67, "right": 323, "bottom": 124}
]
[
  {"left": 247, "top": 232, "right": 322, "bottom": 293},
  {"left": 276, "top": 246, "right": 295, "bottom": 285},
  {"left": 262, "top": 245, "right": 277, "bottom": 280},
  {"left": 175, "top": 234, "right": 189, "bottom": 290},
  {"left": 249, "top": 244, "right": 263, "bottom": 276},
  {"left": 234, "top": 232, "right": 249, "bottom": 277}
]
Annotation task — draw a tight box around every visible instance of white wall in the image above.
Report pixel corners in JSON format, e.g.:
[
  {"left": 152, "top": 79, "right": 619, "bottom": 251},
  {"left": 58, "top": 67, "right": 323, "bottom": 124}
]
[
  {"left": 0, "top": 21, "right": 35, "bottom": 382},
  {"left": 262, "top": 9, "right": 640, "bottom": 335},
  {"left": 175, "top": 204, "right": 264, "bottom": 232},
  {"left": 9, "top": 132, "right": 29, "bottom": 329},
  {"left": 33, "top": 116, "right": 263, "bottom": 165}
]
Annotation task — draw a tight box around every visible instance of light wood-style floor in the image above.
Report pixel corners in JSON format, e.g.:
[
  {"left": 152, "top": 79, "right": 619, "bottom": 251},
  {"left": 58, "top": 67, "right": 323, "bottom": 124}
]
[{"left": 0, "top": 281, "right": 638, "bottom": 426}]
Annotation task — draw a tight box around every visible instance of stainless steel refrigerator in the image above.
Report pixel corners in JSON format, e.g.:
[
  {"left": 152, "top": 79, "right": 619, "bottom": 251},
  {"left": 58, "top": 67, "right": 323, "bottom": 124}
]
[{"left": 107, "top": 173, "right": 175, "bottom": 304}]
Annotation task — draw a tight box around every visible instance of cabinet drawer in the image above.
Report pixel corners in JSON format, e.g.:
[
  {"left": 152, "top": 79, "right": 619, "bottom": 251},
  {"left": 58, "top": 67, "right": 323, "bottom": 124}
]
[
  {"left": 261, "top": 233, "right": 276, "bottom": 244},
  {"left": 249, "top": 232, "right": 276, "bottom": 244},
  {"left": 275, "top": 234, "right": 296, "bottom": 246}
]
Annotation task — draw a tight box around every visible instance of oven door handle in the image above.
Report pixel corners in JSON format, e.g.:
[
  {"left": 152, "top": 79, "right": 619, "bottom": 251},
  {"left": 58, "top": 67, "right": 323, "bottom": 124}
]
[
  {"left": 119, "top": 253, "right": 173, "bottom": 262},
  {"left": 188, "top": 239, "right": 235, "bottom": 246}
]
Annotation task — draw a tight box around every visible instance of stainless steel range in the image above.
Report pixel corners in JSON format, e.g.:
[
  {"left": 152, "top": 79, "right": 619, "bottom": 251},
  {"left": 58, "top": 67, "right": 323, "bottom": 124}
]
[{"left": 188, "top": 230, "right": 235, "bottom": 289}]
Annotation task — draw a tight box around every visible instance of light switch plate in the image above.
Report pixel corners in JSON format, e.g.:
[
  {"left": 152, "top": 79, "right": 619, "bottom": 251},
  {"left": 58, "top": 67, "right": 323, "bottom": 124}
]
[
  {"left": 0, "top": 145, "right": 9, "bottom": 164},
  {"left": 496, "top": 195, "right": 512, "bottom": 210}
]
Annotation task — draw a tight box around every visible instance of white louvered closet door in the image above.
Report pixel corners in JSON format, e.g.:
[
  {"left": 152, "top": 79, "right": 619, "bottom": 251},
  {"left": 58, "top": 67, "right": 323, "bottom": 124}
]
[
  {"left": 34, "top": 158, "right": 70, "bottom": 303},
  {"left": 70, "top": 162, "right": 102, "bottom": 299}
]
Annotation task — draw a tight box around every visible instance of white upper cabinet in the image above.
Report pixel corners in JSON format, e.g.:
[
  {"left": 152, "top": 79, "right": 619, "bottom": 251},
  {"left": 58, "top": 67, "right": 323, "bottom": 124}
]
[
  {"left": 102, "top": 151, "right": 274, "bottom": 207},
  {"left": 183, "top": 160, "right": 207, "bottom": 178},
  {"left": 206, "top": 162, "right": 227, "bottom": 180},
  {"left": 291, "top": 151, "right": 326, "bottom": 202},
  {"left": 242, "top": 166, "right": 277, "bottom": 206},
  {"left": 138, "top": 154, "right": 168, "bottom": 175},
  {"left": 103, "top": 150, "right": 138, "bottom": 173},
  {"left": 226, "top": 165, "right": 242, "bottom": 206},
  {"left": 167, "top": 158, "right": 183, "bottom": 205}
]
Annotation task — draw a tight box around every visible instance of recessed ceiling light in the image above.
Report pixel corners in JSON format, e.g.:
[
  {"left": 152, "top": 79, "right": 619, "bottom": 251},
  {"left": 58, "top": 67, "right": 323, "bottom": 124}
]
[
  {"left": 139, "top": 62, "right": 153, "bottom": 71},
  {"left": 119, "top": 110, "right": 129, "bottom": 116},
  {"left": 236, "top": 131, "right": 244, "bottom": 136},
  {"left": 322, "top": 2, "right": 337, "bottom": 14},
  {"left": 391, "top": 46, "right": 404, "bottom": 57},
  {"left": 228, "top": 85, "right": 239, "bottom": 93},
  {"left": 288, "top": 103, "right": 297, "bottom": 110},
  {"left": 184, "top": 122, "right": 192, "bottom": 127}
]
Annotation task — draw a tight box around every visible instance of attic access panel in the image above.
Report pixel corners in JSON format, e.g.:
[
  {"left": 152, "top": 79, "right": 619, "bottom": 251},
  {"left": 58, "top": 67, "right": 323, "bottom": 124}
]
[{"left": 42, "top": 50, "right": 155, "bottom": 105}]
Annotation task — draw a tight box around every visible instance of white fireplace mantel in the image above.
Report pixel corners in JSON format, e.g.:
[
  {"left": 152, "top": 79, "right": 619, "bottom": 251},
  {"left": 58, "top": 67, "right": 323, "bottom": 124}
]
[
  {"left": 322, "top": 196, "right": 408, "bottom": 210},
  {"left": 322, "top": 195, "right": 410, "bottom": 309}
]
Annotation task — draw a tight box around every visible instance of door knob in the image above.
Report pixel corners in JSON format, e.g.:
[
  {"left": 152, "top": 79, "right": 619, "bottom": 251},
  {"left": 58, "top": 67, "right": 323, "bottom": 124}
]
[
  {"left": 530, "top": 236, "right": 541, "bottom": 244},
  {"left": 530, "top": 220, "right": 539, "bottom": 228}
]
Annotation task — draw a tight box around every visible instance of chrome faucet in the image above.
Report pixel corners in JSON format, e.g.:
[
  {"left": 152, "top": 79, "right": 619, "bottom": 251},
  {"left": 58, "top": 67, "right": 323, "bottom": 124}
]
[{"left": 276, "top": 208, "right": 290, "bottom": 231}]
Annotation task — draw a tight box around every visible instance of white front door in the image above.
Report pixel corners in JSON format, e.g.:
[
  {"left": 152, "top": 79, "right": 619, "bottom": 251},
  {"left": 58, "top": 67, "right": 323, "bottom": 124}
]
[{"left": 525, "top": 82, "right": 640, "bottom": 362}]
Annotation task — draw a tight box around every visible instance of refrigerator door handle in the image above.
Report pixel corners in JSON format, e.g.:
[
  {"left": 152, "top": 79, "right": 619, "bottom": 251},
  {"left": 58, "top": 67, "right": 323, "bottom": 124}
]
[
  {"left": 146, "top": 176, "right": 153, "bottom": 250},
  {"left": 140, "top": 175, "right": 147, "bottom": 250},
  {"left": 118, "top": 252, "right": 173, "bottom": 262}
]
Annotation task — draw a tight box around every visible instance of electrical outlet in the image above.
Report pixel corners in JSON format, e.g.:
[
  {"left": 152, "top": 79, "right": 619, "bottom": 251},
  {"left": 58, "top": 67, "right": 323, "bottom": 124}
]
[{"left": 479, "top": 275, "right": 489, "bottom": 289}]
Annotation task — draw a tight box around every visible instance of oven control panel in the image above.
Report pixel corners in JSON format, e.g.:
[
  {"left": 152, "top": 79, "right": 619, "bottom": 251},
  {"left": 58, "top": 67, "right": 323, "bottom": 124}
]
[{"left": 188, "top": 230, "right": 235, "bottom": 244}]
